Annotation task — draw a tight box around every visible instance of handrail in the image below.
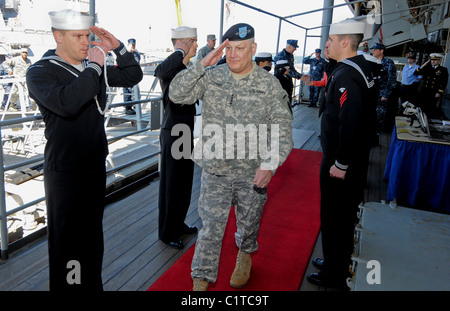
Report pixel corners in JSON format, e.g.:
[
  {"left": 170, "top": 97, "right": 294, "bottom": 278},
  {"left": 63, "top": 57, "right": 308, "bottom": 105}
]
[{"left": 0, "top": 87, "right": 163, "bottom": 259}]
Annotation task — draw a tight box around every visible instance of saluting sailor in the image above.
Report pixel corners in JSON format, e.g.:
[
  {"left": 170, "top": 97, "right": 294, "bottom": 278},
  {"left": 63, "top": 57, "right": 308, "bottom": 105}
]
[
  {"left": 414, "top": 53, "right": 449, "bottom": 118},
  {"left": 26, "top": 9, "right": 143, "bottom": 291},
  {"left": 302, "top": 48, "right": 326, "bottom": 107},
  {"left": 169, "top": 23, "right": 293, "bottom": 291},
  {"left": 155, "top": 26, "right": 199, "bottom": 250}
]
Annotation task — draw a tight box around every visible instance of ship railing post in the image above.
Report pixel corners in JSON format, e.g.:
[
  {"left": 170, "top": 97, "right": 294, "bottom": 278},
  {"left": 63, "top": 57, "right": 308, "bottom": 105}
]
[
  {"left": 0, "top": 127, "right": 9, "bottom": 259},
  {"left": 133, "top": 85, "right": 142, "bottom": 131}
]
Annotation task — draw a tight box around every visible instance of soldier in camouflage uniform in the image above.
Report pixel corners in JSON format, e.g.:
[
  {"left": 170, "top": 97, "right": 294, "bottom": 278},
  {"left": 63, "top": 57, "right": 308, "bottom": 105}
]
[
  {"left": 302, "top": 48, "right": 326, "bottom": 107},
  {"left": 371, "top": 43, "right": 398, "bottom": 134},
  {"left": 197, "top": 34, "right": 216, "bottom": 61},
  {"left": 3, "top": 48, "right": 32, "bottom": 109},
  {"left": 169, "top": 23, "right": 293, "bottom": 291}
]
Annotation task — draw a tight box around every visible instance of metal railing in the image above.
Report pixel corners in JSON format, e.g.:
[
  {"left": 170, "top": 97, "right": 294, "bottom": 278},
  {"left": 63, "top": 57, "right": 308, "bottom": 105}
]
[{"left": 0, "top": 79, "right": 162, "bottom": 259}]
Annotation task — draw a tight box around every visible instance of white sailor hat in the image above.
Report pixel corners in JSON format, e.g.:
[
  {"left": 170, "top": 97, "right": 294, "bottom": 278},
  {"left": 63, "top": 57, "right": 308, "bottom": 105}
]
[
  {"left": 329, "top": 19, "right": 366, "bottom": 35},
  {"left": 275, "top": 59, "right": 289, "bottom": 68},
  {"left": 171, "top": 26, "right": 197, "bottom": 39},
  {"left": 49, "top": 9, "right": 93, "bottom": 30},
  {"left": 255, "top": 52, "right": 273, "bottom": 62}
]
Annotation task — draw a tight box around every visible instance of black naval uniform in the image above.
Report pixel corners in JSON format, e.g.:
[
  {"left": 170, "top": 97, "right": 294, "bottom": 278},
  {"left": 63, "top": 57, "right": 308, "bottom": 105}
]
[
  {"left": 26, "top": 43, "right": 143, "bottom": 291},
  {"left": 154, "top": 50, "right": 196, "bottom": 246},
  {"left": 319, "top": 55, "right": 377, "bottom": 288},
  {"left": 414, "top": 61, "right": 449, "bottom": 118},
  {"left": 274, "top": 66, "right": 293, "bottom": 105}
]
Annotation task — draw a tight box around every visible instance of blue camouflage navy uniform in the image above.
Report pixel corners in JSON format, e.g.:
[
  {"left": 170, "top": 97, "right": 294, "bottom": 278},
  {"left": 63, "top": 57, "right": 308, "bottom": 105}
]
[
  {"left": 274, "top": 40, "right": 303, "bottom": 80},
  {"left": 123, "top": 38, "right": 141, "bottom": 111},
  {"left": 373, "top": 43, "right": 397, "bottom": 134},
  {"left": 303, "top": 49, "right": 326, "bottom": 106}
]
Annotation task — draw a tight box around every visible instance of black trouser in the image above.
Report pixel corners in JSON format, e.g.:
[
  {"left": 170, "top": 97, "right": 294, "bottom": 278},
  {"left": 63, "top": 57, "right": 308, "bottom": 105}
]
[
  {"left": 400, "top": 83, "right": 418, "bottom": 105},
  {"left": 45, "top": 165, "right": 106, "bottom": 291},
  {"left": 158, "top": 127, "right": 194, "bottom": 243},
  {"left": 319, "top": 153, "right": 369, "bottom": 285},
  {"left": 418, "top": 89, "right": 444, "bottom": 119}
]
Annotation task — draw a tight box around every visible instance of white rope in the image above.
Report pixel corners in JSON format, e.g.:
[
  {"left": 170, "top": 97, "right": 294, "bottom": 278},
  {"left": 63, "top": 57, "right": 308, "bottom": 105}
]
[{"left": 93, "top": 46, "right": 112, "bottom": 116}]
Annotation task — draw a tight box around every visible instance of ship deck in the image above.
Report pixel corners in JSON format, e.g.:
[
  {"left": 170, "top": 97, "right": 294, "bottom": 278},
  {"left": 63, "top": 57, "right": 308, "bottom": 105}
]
[{"left": 0, "top": 103, "right": 391, "bottom": 291}]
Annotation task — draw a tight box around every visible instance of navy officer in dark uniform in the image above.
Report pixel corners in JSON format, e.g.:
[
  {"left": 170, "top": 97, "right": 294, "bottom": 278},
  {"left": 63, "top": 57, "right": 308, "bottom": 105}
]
[
  {"left": 123, "top": 38, "right": 141, "bottom": 115},
  {"left": 307, "top": 19, "right": 377, "bottom": 290},
  {"left": 414, "top": 53, "right": 449, "bottom": 118},
  {"left": 302, "top": 48, "right": 326, "bottom": 107},
  {"left": 154, "top": 26, "right": 199, "bottom": 249},
  {"left": 26, "top": 9, "right": 143, "bottom": 291}
]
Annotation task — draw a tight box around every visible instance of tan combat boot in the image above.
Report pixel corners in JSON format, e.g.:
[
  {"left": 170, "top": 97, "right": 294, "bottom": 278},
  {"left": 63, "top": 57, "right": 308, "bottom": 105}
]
[
  {"left": 230, "top": 250, "right": 252, "bottom": 288},
  {"left": 193, "top": 278, "right": 208, "bottom": 291}
]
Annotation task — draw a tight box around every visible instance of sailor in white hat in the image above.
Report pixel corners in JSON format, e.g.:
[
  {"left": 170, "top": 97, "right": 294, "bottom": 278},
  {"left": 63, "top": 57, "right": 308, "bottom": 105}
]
[
  {"left": 48, "top": 9, "right": 120, "bottom": 67},
  {"left": 154, "top": 25, "right": 198, "bottom": 250},
  {"left": 254, "top": 52, "right": 273, "bottom": 71},
  {"left": 26, "top": 9, "right": 143, "bottom": 291},
  {"left": 326, "top": 18, "right": 366, "bottom": 62},
  {"left": 307, "top": 18, "right": 378, "bottom": 290}
]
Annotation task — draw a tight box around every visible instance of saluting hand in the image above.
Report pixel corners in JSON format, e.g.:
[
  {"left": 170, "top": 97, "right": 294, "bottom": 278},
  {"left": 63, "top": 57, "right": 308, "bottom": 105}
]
[
  {"left": 200, "top": 39, "right": 229, "bottom": 67},
  {"left": 90, "top": 26, "right": 120, "bottom": 53},
  {"left": 174, "top": 39, "right": 194, "bottom": 56},
  {"left": 420, "top": 59, "right": 431, "bottom": 70}
]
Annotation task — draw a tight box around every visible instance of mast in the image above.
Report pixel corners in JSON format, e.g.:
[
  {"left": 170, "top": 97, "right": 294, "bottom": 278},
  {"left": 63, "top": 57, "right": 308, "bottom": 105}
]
[{"left": 319, "top": 0, "right": 334, "bottom": 55}]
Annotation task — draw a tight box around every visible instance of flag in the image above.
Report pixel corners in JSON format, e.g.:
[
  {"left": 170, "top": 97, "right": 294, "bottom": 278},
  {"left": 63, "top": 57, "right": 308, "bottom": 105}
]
[{"left": 175, "top": 0, "right": 183, "bottom": 26}]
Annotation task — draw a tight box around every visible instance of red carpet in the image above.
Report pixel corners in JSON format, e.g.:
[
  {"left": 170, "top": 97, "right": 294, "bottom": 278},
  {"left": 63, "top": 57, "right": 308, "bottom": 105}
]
[{"left": 148, "top": 149, "right": 322, "bottom": 291}]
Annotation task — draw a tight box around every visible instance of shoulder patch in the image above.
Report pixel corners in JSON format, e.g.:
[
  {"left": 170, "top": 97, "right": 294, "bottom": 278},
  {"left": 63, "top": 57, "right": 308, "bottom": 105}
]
[{"left": 340, "top": 89, "right": 347, "bottom": 108}]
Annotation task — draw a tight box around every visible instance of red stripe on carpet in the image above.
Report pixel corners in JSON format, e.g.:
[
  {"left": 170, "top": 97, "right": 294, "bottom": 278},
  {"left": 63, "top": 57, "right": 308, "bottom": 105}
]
[{"left": 148, "top": 149, "right": 322, "bottom": 291}]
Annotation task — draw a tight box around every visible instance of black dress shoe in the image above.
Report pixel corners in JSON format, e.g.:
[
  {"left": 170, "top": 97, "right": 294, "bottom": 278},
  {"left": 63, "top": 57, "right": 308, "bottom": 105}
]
[
  {"left": 307, "top": 272, "right": 326, "bottom": 286},
  {"left": 167, "top": 240, "right": 184, "bottom": 249},
  {"left": 306, "top": 273, "right": 348, "bottom": 290},
  {"left": 312, "top": 257, "right": 324, "bottom": 270},
  {"left": 124, "top": 107, "right": 136, "bottom": 115},
  {"left": 182, "top": 224, "right": 198, "bottom": 235}
]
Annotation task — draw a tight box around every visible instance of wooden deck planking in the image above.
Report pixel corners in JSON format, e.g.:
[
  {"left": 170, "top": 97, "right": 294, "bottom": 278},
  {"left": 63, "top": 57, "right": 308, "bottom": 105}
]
[{"left": 0, "top": 104, "right": 390, "bottom": 291}]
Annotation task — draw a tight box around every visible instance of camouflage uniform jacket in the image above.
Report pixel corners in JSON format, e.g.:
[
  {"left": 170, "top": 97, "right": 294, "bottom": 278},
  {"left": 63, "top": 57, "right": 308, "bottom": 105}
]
[
  {"left": 302, "top": 56, "right": 326, "bottom": 81},
  {"left": 379, "top": 56, "right": 397, "bottom": 99},
  {"left": 197, "top": 45, "right": 214, "bottom": 61},
  {"left": 169, "top": 61, "right": 293, "bottom": 176},
  {"left": 3, "top": 56, "right": 32, "bottom": 77}
]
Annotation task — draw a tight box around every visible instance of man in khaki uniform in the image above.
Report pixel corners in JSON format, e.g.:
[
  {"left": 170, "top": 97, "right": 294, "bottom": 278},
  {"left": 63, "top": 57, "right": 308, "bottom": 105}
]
[{"left": 3, "top": 48, "right": 32, "bottom": 109}]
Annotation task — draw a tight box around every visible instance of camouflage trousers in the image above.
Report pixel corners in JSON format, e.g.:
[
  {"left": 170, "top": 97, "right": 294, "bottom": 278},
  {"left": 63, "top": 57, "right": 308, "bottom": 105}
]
[
  {"left": 376, "top": 99, "right": 388, "bottom": 135},
  {"left": 191, "top": 170, "right": 267, "bottom": 283}
]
